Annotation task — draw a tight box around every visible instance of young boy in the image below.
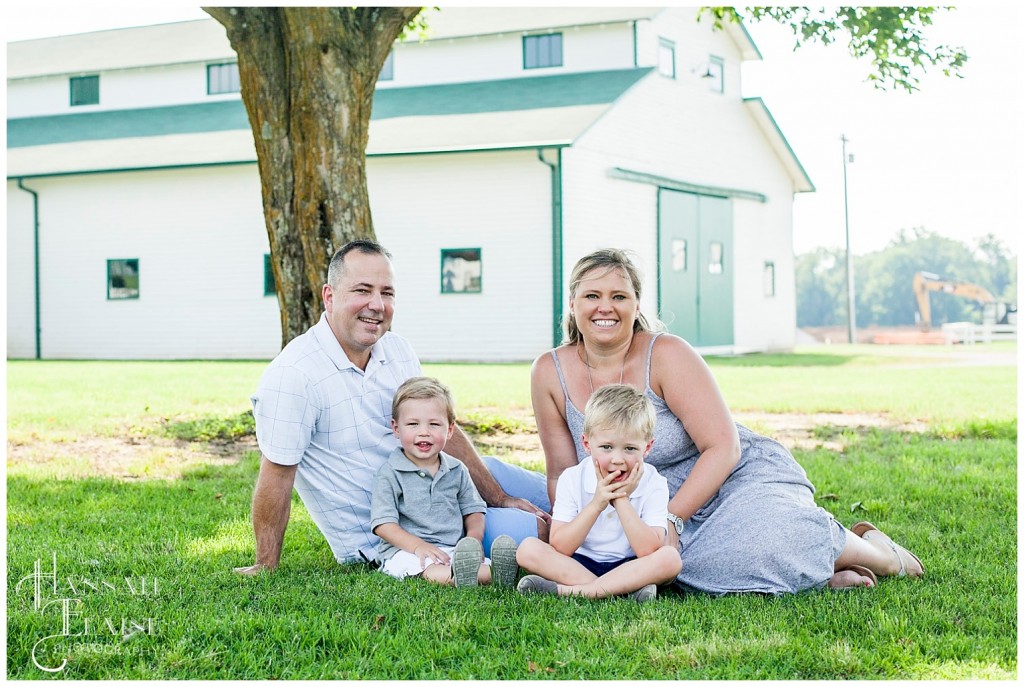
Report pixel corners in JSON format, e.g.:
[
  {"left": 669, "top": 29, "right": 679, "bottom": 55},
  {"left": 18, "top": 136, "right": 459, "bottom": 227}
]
[
  {"left": 515, "top": 384, "right": 682, "bottom": 601},
  {"left": 370, "top": 376, "right": 518, "bottom": 587}
]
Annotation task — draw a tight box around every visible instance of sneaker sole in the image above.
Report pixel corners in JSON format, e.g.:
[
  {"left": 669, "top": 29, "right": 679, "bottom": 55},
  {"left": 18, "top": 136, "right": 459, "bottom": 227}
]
[
  {"left": 628, "top": 584, "right": 657, "bottom": 602},
  {"left": 452, "top": 538, "right": 483, "bottom": 588},
  {"left": 490, "top": 535, "right": 519, "bottom": 587}
]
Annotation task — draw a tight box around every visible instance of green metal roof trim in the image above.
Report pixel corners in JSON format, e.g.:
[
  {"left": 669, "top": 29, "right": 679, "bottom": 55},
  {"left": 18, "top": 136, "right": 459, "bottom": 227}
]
[
  {"left": 7, "top": 100, "right": 250, "bottom": 149},
  {"left": 372, "top": 68, "right": 651, "bottom": 119},
  {"left": 8, "top": 68, "right": 652, "bottom": 149},
  {"left": 743, "top": 97, "right": 815, "bottom": 193}
]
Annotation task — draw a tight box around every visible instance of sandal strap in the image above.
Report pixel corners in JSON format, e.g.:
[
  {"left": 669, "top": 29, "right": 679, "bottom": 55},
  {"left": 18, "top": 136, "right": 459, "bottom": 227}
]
[
  {"left": 881, "top": 537, "right": 907, "bottom": 577},
  {"left": 864, "top": 531, "right": 907, "bottom": 577}
]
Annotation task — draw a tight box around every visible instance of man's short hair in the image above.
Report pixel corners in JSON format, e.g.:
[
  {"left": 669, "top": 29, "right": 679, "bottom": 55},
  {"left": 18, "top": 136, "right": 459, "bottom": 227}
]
[
  {"left": 583, "top": 384, "right": 656, "bottom": 440},
  {"left": 392, "top": 376, "right": 457, "bottom": 425},
  {"left": 327, "top": 240, "right": 392, "bottom": 287}
]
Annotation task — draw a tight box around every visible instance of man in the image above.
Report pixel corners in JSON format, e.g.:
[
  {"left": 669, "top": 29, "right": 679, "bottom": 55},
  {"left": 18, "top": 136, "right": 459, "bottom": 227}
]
[{"left": 236, "top": 240, "right": 549, "bottom": 574}]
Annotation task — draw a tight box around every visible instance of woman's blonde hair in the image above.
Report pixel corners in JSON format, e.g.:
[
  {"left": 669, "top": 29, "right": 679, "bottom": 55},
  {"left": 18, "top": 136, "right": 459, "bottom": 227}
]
[
  {"left": 582, "top": 383, "right": 656, "bottom": 440},
  {"left": 564, "top": 248, "right": 659, "bottom": 345},
  {"left": 391, "top": 376, "right": 456, "bottom": 424}
]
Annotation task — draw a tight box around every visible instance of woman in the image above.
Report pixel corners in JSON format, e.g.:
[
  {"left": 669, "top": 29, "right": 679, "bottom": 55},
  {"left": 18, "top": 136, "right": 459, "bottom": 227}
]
[{"left": 530, "top": 248, "right": 924, "bottom": 593}]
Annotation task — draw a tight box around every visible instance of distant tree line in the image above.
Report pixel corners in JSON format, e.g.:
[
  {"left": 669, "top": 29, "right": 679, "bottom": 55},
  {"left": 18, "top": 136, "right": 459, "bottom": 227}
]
[{"left": 796, "top": 228, "right": 1017, "bottom": 328}]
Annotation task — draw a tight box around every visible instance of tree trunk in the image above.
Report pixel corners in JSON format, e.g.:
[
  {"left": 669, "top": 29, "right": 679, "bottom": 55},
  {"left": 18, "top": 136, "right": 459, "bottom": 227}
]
[{"left": 205, "top": 7, "right": 422, "bottom": 347}]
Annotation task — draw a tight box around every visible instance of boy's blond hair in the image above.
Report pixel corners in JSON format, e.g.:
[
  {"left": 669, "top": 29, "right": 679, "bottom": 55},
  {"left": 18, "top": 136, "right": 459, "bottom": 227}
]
[
  {"left": 392, "top": 376, "right": 457, "bottom": 424},
  {"left": 582, "top": 384, "right": 656, "bottom": 440}
]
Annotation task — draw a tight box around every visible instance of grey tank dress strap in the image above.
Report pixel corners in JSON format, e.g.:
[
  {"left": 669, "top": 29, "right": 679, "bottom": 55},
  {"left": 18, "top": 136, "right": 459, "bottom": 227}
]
[{"left": 550, "top": 350, "right": 588, "bottom": 462}]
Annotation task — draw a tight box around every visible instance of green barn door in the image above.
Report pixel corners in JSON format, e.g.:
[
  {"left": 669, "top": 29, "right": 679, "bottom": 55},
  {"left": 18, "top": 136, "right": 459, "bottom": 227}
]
[
  {"left": 658, "top": 189, "right": 734, "bottom": 347},
  {"left": 658, "top": 190, "right": 699, "bottom": 343}
]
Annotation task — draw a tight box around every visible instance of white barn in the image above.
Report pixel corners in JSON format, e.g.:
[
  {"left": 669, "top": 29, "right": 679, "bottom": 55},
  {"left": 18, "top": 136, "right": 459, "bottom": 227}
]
[{"left": 6, "top": 7, "right": 813, "bottom": 361}]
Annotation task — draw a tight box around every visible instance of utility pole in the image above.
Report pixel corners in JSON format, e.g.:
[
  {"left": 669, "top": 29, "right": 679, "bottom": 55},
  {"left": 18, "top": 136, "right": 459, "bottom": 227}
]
[{"left": 841, "top": 134, "right": 856, "bottom": 344}]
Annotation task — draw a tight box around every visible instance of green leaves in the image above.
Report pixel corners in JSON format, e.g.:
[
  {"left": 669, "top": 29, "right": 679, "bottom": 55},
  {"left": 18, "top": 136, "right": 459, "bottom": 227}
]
[{"left": 700, "top": 6, "right": 969, "bottom": 93}]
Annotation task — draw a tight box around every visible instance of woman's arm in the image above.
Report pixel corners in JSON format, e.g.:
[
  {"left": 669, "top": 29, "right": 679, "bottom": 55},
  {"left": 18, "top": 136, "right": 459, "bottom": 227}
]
[
  {"left": 531, "top": 351, "right": 581, "bottom": 507},
  {"left": 650, "top": 335, "right": 741, "bottom": 521}
]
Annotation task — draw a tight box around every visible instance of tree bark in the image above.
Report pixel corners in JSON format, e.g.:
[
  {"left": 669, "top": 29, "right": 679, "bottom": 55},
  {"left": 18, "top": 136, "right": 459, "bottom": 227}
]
[{"left": 205, "top": 7, "right": 422, "bottom": 347}]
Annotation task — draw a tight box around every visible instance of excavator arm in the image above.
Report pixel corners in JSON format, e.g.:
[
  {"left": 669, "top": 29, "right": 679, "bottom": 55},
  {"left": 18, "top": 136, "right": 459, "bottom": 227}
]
[{"left": 913, "top": 271, "right": 995, "bottom": 331}]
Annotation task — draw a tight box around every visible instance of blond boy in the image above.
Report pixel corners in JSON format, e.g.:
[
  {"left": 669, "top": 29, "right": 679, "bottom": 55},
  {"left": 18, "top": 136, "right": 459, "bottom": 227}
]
[
  {"left": 515, "top": 384, "right": 682, "bottom": 601},
  {"left": 370, "top": 377, "right": 518, "bottom": 587}
]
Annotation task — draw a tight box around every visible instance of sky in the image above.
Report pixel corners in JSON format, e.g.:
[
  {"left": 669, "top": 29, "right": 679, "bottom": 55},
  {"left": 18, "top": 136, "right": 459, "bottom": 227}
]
[{"left": 4, "top": 3, "right": 1021, "bottom": 258}]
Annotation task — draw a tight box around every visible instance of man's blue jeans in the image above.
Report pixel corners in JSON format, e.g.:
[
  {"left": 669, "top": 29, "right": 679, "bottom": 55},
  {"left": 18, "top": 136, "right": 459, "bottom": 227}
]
[{"left": 481, "top": 456, "right": 550, "bottom": 554}]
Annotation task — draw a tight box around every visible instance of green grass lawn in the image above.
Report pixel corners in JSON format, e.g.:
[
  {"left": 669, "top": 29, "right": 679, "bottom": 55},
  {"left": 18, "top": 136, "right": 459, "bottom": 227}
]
[{"left": 6, "top": 344, "right": 1018, "bottom": 679}]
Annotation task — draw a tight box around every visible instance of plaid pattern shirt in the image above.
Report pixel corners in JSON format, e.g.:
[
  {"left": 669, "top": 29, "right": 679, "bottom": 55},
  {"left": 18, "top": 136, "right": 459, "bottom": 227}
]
[{"left": 252, "top": 314, "right": 421, "bottom": 563}]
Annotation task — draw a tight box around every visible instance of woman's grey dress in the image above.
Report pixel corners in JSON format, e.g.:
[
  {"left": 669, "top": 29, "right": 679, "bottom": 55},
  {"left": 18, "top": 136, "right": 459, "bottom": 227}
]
[{"left": 552, "top": 333, "right": 845, "bottom": 594}]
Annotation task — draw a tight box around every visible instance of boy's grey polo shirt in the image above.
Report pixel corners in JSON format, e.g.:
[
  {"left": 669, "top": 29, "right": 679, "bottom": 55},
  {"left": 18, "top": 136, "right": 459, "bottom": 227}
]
[{"left": 370, "top": 448, "right": 486, "bottom": 562}]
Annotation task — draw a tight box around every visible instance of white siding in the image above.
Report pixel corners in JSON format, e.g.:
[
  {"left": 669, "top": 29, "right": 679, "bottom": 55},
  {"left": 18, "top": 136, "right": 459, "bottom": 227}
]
[
  {"left": 369, "top": 150, "right": 553, "bottom": 361},
  {"left": 560, "top": 147, "right": 660, "bottom": 322},
  {"left": 380, "top": 22, "right": 636, "bottom": 89},
  {"left": 13, "top": 166, "right": 280, "bottom": 359},
  {"left": 8, "top": 63, "right": 238, "bottom": 119},
  {"left": 6, "top": 9, "right": 800, "bottom": 359},
  {"left": 11, "top": 20, "right": 637, "bottom": 117},
  {"left": 7, "top": 181, "right": 38, "bottom": 358},
  {"left": 565, "top": 6, "right": 798, "bottom": 351},
  {"left": 732, "top": 195, "right": 797, "bottom": 352}
]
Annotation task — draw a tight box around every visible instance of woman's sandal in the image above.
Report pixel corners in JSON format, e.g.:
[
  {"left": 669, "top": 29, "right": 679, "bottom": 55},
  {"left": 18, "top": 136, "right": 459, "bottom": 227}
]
[{"left": 851, "top": 521, "right": 925, "bottom": 578}]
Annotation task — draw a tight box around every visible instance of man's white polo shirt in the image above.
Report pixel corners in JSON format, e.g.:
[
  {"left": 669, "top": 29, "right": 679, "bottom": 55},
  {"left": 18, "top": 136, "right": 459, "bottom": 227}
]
[
  {"left": 251, "top": 313, "right": 421, "bottom": 563},
  {"left": 552, "top": 457, "right": 669, "bottom": 562}
]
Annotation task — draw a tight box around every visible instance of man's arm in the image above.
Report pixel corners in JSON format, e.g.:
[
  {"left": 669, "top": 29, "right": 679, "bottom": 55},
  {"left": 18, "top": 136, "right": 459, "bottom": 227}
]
[
  {"left": 444, "top": 425, "right": 550, "bottom": 524},
  {"left": 234, "top": 456, "right": 297, "bottom": 575}
]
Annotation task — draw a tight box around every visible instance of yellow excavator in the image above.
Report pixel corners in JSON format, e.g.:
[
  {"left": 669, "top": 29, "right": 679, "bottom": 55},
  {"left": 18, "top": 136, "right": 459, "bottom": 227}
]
[{"left": 913, "top": 271, "right": 1017, "bottom": 331}]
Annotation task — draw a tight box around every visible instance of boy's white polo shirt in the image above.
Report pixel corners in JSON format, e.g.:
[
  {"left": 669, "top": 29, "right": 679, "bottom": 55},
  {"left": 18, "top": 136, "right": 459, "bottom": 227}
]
[{"left": 552, "top": 457, "right": 669, "bottom": 562}]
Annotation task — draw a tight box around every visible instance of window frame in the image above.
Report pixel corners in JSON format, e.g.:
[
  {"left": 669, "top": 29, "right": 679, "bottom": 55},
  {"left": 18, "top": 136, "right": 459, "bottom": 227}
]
[
  {"left": 440, "top": 248, "right": 483, "bottom": 294},
  {"left": 763, "top": 261, "right": 776, "bottom": 297},
  {"left": 207, "top": 62, "right": 241, "bottom": 95},
  {"left": 657, "top": 38, "right": 676, "bottom": 79},
  {"left": 263, "top": 253, "right": 276, "bottom": 296},
  {"left": 107, "top": 258, "right": 140, "bottom": 300},
  {"left": 707, "top": 55, "right": 725, "bottom": 93},
  {"left": 523, "top": 33, "right": 564, "bottom": 70},
  {"left": 671, "top": 238, "right": 688, "bottom": 272},
  {"left": 708, "top": 241, "right": 724, "bottom": 275},
  {"left": 378, "top": 50, "right": 395, "bottom": 81},
  {"left": 69, "top": 75, "right": 100, "bottom": 107}
]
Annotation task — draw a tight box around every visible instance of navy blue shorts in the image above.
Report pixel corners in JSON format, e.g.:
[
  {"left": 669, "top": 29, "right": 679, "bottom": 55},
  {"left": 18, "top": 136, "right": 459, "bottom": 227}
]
[{"left": 572, "top": 552, "right": 636, "bottom": 577}]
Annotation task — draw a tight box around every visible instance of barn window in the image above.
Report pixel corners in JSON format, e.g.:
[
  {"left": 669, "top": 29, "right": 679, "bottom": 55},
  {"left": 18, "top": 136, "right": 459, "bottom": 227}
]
[
  {"left": 523, "top": 33, "right": 563, "bottom": 69},
  {"left": 764, "top": 261, "right": 776, "bottom": 297},
  {"left": 107, "top": 259, "right": 139, "bottom": 300},
  {"left": 264, "top": 254, "right": 276, "bottom": 296},
  {"left": 658, "top": 39, "right": 676, "bottom": 78},
  {"left": 707, "top": 55, "right": 724, "bottom": 93},
  {"left": 70, "top": 75, "right": 99, "bottom": 106},
  {"left": 207, "top": 63, "right": 241, "bottom": 94},
  {"left": 708, "top": 242, "right": 724, "bottom": 274},
  {"left": 441, "top": 248, "right": 482, "bottom": 294},
  {"left": 379, "top": 50, "right": 395, "bottom": 81},
  {"left": 671, "top": 239, "right": 687, "bottom": 272}
]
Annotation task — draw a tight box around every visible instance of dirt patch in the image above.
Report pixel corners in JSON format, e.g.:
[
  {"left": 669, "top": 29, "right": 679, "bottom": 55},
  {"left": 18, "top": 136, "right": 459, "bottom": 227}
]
[
  {"left": 7, "top": 410, "right": 929, "bottom": 481},
  {"left": 469, "top": 410, "right": 930, "bottom": 466},
  {"left": 6, "top": 435, "right": 258, "bottom": 481},
  {"left": 735, "top": 411, "right": 930, "bottom": 452}
]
